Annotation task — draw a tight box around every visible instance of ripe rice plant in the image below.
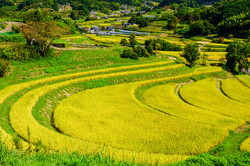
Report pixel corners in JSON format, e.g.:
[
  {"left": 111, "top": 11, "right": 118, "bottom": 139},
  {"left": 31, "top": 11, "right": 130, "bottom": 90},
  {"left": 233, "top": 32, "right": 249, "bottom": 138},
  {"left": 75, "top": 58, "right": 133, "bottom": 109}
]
[
  {"left": 158, "top": 51, "right": 186, "bottom": 62},
  {"left": 179, "top": 78, "right": 250, "bottom": 121},
  {"left": 236, "top": 75, "right": 250, "bottom": 87},
  {"left": 141, "top": 84, "right": 243, "bottom": 130},
  {"left": 221, "top": 79, "right": 250, "bottom": 104},
  {"left": 240, "top": 137, "right": 250, "bottom": 151},
  {"left": 54, "top": 83, "right": 228, "bottom": 156},
  {"left": 204, "top": 43, "right": 228, "bottom": 48},
  {"left": 0, "top": 126, "right": 29, "bottom": 151},
  {"left": 8, "top": 66, "right": 222, "bottom": 165},
  {"left": 0, "top": 60, "right": 175, "bottom": 105},
  {"left": 205, "top": 52, "right": 227, "bottom": 61}
]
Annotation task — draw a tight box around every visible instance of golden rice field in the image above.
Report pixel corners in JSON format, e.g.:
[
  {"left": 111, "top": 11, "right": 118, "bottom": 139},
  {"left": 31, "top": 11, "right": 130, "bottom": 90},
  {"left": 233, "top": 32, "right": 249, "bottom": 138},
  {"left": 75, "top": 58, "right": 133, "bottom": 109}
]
[
  {"left": 205, "top": 43, "right": 228, "bottom": 48},
  {"left": 179, "top": 78, "right": 250, "bottom": 121},
  {"left": 85, "top": 34, "right": 123, "bottom": 44},
  {"left": 141, "top": 84, "right": 242, "bottom": 130},
  {"left": 237, "top": 75, "right": 250, "bottom": 87},
  {"left": 241, "top": 137, "right": 250, "bottom": 151},
  {"left": 158, "top": 51, "right": 186, "bottom": 62},
  {"left": 205, "top": 52, "right": 227, "bottom": 61},
  {"left": 221, "top": 78, "right": 250, "bottom": 104},
  {"left": 0, "top": 57, "right": 249, "bottom": 165}
]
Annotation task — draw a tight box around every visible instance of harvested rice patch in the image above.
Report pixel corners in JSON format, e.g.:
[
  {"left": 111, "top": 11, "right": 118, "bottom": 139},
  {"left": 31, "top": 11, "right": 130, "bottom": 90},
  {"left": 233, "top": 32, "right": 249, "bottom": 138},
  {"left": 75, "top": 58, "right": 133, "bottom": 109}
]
[
  {"left": 141, "top": 84, "right": 243, "bottom": 130},
  {"left": 221, "top": 79, "right": 250, "bottom": 104},
  {"left": 179, "top": 78, "right": 250, "bottom": 121},
  {"left": 54, "top": 82, "right": 228, "bottom": 155}
]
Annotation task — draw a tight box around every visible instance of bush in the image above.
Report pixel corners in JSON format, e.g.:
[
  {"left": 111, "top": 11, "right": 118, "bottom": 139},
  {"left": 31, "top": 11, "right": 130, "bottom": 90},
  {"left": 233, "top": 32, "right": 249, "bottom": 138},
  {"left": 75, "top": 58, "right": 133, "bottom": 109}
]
[
  {"left": 120, "top": 49, "right": 138, "bottom": 60},
  {"left": 219, "top": 37, "right": 224, "bottom": 43},
  {"left": 12, "top": 24, "right": 20, "bottom": 34},
  {"left": 180, "top": 43, "right": 200, "bottom": 67},
  {"left": 133, "top": 46, "right": 150, "bottom": 58},
  {"left": 120, "top": 38, "right": 128, "bottom": 46},
  {"left": 228, "top": 34, "right": 233, "bottom": 39},
  {"left": 189, "top": 20, "right": 215, "bottom": 36},
  {"left": 145, "top": 39, "right": 182, "bottom": 51},
  {"left": 0, "top": 34, "right": 26, "bottom": 42},
  {"left": 0, "top": 59, "right": 10, "bottom": 77},
  {"left": 0, "top": 24, "right": 6, "bottom": 29},
  {"left": 0, "top": 45, "right": 40, "bottom": 61}
]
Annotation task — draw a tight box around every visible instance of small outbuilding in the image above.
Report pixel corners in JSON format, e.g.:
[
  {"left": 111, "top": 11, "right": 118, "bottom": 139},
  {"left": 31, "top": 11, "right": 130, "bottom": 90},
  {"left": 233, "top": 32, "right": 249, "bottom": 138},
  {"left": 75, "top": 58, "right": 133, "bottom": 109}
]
[{"left": 106, "top": 26, "right": 115, "bottom": 31}]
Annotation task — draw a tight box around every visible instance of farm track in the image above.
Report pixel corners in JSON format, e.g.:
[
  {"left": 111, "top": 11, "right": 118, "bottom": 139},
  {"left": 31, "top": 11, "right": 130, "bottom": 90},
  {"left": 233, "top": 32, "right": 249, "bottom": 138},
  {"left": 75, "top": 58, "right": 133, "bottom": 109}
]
[
  {"left": 0, "top": 22, "right": 24, "bottom": 33},
  {"left": 0, "top": 60, "right": 248, "bottom": 165}
]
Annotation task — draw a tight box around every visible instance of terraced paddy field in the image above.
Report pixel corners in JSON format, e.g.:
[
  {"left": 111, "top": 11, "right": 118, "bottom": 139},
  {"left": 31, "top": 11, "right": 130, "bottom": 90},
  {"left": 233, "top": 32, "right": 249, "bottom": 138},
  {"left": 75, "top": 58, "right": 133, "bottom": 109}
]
[{"left": 0, "top": 55, "right": 249, "bottom": 165}]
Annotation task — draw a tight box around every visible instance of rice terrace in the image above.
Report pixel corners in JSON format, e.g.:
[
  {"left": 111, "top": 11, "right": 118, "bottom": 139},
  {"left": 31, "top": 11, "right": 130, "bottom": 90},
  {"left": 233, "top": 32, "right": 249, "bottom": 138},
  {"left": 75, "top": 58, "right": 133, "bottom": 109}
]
[{"left": 0, "top": 0, "right": 249, "bottom": 165}]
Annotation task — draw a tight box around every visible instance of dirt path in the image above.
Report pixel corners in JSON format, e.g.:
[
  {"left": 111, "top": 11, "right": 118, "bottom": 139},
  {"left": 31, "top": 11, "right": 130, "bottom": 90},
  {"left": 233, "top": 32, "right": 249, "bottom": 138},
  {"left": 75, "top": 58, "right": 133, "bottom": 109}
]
[
  {"left": 0, "top": 21, "right": 24, "bottom": 33},
  {"left": 197, "top": 41, "right": 210, "bottom": 52},
  {"left": 52, "top": 46, "right": 99, "bottom": 50}
]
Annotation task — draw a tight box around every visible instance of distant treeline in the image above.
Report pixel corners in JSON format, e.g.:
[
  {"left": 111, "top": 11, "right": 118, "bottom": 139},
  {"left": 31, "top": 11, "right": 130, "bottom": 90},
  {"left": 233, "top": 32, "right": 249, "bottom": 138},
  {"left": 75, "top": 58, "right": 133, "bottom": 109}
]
[{"left": 159, "top": 0, "right": 222, "bottom": 8}]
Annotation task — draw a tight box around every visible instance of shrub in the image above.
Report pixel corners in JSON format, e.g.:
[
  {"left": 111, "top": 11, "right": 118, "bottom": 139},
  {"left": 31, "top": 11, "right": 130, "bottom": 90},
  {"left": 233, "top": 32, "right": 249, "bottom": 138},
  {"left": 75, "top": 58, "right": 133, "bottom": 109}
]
[
  {"left": 11, "top": 24, "right": 20, "bottom": 34},
  {"left": 145, "top": 39, "right": 182, "bottom": 51},
  {"left": 219, "top": 37, "right": 224, "bottom": 43},
  {"left": 180, "top": 43, "right": 200, "bottom": 67},
  {"left": 0, "top": 45, "right": 40, "bottom": 61},
  {"left": 0, "top": 24, "right": 6, "bottom": 29},
  {"left": 120, "top": 49, "right": 138, "bottom": 60},
  {"left": 120, "top": 38, "right": 128, "bottom": 46},
  {"left": 133, "top": 46, "right": 150, "bottom": 58},
  {"left": 228, "top": 34, "right": 233, "bottom": 39},
  {"left": 166, "top": 16, "right": 179, "bottom": 30},
  {"left": 0, "top": 34, "right": 26, "bottom": 42},
  {"left": 0, "top": 59, "right": 10, "bottom": 77},
  {"left": 225, "top": 42, "right": 250, "bottom": 74},
  {"left": 189, "top": 20, "right": 215, "bottom": 36}
]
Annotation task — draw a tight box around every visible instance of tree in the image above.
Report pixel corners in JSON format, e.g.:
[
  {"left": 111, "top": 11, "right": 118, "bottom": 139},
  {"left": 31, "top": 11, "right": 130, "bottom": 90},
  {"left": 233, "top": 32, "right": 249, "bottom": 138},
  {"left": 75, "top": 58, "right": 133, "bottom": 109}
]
[
  {"left": 120, "top": 49, "right": 138, "bottom": 60},
  {"left": 189, "top": 20, "right": 215, "bottom": 36},
  {"left": 129, "top": 33, "right": 137, "bottom": 48},
  {"left": 120, "top": 38, "right": 128, "bottom": 46},
  {"left": 0, "top": 59, "right": 10, "bottom": 77},
  {"left": 23, "top": 8, "right": 59, "bottom": 23},
  {"left": 225, "top": 42, "right": 250, "bottom": 74},
  {"left": 180, "top": 43, "right": 200, "bottom": 67},
  {"left": 167, "top": 16, "right": 179, "bottom": 29},
  {"left": 21, "top": 21, "right": 65, "bottom": 57},
  {"left": 133, "top": 46, "right": 150, "bottom": 58}
]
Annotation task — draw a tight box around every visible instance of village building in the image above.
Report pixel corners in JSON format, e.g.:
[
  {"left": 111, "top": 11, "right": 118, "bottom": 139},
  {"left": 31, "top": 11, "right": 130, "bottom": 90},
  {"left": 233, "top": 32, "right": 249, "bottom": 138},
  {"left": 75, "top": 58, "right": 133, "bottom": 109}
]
[
  {"left": 59, "top": 3, "right": 72, "bottom": 11},
  {"left": 106, "top": 26, "right": 115, "bottom": 31},
  {"left": 90, "top": 26, "right": 101, "bottom": 34}
]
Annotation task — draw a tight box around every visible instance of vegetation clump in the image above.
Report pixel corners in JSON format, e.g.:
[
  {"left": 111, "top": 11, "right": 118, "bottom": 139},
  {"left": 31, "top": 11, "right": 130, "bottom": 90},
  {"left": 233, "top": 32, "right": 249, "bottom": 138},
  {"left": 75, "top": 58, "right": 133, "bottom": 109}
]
[
  {"left": 180, "top": 43, "right": 200, "bottom": 67},
  {"left": 0, "top": 59, "right": 10, "bottom": 77}
]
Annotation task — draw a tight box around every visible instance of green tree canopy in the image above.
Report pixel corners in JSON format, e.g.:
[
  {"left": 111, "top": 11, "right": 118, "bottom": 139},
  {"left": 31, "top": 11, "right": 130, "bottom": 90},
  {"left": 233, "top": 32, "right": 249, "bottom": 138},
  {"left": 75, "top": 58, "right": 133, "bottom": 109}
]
[
  {"left": 180, "top": 43, "right": 200, "bottom": 67},
  {"left": 225, "top": 42, "right": 250, "bottom": 74}
]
